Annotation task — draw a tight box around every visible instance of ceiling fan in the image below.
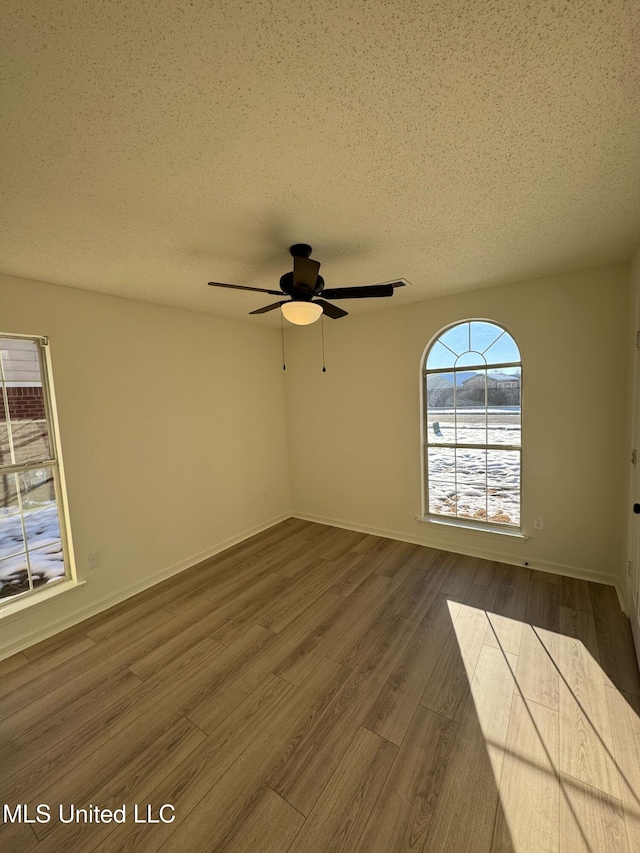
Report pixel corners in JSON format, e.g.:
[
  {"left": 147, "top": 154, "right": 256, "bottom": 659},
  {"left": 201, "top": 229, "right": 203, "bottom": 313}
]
[{"left": 208, "top": 244, "right": 406, "bottom": 324}]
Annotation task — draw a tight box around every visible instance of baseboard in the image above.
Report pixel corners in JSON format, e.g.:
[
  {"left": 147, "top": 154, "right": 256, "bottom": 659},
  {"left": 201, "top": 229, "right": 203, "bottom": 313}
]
[
  {"left": 0, "top": 511, "right": 291, "bottom": 661},
  {"left": 292, "top": 511, "right": 627, "bottom": 610}
]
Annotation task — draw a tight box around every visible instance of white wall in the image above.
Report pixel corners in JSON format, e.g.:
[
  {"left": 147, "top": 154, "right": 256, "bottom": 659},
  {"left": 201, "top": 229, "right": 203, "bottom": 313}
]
[
  {"left": 0, "top": 273, "right": 291, "bottom": 655},
  {"left": 284, "top": 264, "right": 629, "bottom": 586},
  {"left": 628, "top": 246, "right": 640, "bottom": 622}
]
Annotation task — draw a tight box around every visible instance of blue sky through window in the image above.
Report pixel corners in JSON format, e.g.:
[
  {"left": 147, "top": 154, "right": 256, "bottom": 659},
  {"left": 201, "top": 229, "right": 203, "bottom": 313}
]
[{"left": 427, "top": 321, "right": 520, "bottom": 371}]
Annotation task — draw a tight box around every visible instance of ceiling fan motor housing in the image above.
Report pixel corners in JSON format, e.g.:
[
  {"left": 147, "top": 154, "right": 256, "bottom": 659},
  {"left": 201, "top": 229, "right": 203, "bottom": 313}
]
[
  {"left": 289, "top": 243, "right": 313, "bottom": 259},
  {"left": 279, "top": 271, "right": 325, "bottom": 299}
]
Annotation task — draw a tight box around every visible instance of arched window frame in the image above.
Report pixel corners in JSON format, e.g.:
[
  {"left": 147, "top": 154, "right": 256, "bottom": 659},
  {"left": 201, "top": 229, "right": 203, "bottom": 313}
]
[{"left": 420, "top": 319, "right": 523, "bottom": 534}]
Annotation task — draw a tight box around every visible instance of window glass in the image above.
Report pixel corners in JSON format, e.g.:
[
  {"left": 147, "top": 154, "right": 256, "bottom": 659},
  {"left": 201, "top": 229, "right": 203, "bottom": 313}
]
[
  {"left": 439, "top": 323, "right": 470, "bottom": 355},
  {"left": 470, "top": 321, "right": 504, "bottom": 353},
  {"left": 426, "top": 341, "right": 457, "bottom": 370},
  {"left": 455, "top": 351, "right": 486, "bottom": 368},
  {"left": 424, "top": 321, "right": 521, "bottom": 528},
  {"left": 0, "top": 337, "right": 70, "bottom": 602},
  {"left": 483, "top": 334, "right": 521, "bottom": 364}
]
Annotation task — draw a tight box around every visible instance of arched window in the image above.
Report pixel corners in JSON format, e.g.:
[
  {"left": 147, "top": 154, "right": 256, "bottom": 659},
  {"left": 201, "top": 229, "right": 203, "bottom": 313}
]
[{"left": 423, "top": 320, "right": 521, "bottom": 529}]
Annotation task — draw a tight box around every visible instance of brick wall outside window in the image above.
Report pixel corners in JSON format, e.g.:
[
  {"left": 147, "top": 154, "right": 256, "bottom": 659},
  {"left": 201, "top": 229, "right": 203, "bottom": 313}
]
[{"left": 5, "top": 387, "right": 45, "bottom": 420}]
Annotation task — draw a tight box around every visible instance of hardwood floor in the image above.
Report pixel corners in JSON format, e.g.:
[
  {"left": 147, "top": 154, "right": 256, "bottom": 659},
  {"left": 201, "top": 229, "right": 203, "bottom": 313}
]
[{"left": 1, "top": 519, "right": 640, "bottom": 852}]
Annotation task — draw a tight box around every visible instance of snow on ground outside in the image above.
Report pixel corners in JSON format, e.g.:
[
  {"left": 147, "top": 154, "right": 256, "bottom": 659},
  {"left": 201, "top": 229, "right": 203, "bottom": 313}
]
[
  {"left": 427, "top": 409, "right": 521, "bottom": 525},
  {"left": 0, "top": 504, "right": 65, "bottom": 598}
]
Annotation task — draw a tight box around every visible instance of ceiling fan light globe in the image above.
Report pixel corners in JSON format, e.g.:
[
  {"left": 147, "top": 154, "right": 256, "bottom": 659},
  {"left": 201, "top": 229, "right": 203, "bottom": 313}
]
[{"left": 281, "top": 301, "right": 323, "bottom": 325}]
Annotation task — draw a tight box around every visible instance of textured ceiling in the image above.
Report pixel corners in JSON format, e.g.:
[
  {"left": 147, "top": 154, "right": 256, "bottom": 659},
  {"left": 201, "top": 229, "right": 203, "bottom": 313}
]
[{"left": 1, "top": 0, "right": 639, "bottom": 325}]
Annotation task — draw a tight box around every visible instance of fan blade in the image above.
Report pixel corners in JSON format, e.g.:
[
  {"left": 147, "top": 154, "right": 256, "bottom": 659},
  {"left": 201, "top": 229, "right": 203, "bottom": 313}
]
[
  {"left": 249, "top": 301, "right": 286, "bottom": 315},
  {"left": 208, "top": 282, "right": 282, "bottom": 295},
  {"left": 292, "top": 257, "right": 321, "bottom": 291},
  {"left": 315, "top": 299, "right": 348, "bottom": 319},
  {"left": 321, "top": 281, "right": 406, "bottom": 299}
]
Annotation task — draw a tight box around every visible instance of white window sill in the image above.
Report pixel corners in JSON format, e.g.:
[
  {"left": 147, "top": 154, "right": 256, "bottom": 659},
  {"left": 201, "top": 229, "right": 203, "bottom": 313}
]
[
  {"left": 416, "top": 516, "right": 528, "bottom": 540},
  {"left": 0, "top": 577, "right": 86, "bottom": 621}
]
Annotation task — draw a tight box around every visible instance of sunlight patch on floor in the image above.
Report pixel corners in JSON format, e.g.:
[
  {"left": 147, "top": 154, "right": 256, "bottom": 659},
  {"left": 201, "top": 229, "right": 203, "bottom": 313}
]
[{"left": 449, "top": 600, "right": 639, "bottom": 853}]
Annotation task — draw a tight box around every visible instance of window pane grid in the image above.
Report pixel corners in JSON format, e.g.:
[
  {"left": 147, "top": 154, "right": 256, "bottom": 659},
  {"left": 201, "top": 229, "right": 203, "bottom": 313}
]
[
  {"left": 427, "top": 442, "right": 521, "bottom": 451},
  {"left": 0, "top": 338, "right": 69, "bottom": 602},
  {"left": 425, "top": 360, "right": 521, "bottom": 376},
  {"left": 425, "top": 321, "right": 521, "bottom": 529},
  {"left": 427, "top": 446, "right": 521, "bottom": 526}
]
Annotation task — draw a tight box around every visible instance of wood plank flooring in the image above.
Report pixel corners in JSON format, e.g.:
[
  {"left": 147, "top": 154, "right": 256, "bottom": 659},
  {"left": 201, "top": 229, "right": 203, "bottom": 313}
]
[{"left": 1, "top": 518, "right": 640, "bottom": 853}]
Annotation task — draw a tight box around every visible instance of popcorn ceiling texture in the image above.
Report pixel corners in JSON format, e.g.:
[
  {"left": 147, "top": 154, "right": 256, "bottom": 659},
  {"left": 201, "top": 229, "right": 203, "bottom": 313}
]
[{"left": 1, "top": 0, "right": 639, "bottom": 323}]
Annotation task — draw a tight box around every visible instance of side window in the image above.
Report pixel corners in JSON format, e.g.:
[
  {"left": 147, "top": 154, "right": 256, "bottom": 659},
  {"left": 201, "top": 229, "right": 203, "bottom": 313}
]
[
  {"left": 423, "top": 320, "right": 522, "bottom": 528},
  {"left": 0, "top": 336, "right": 74, "bottom": 604}
]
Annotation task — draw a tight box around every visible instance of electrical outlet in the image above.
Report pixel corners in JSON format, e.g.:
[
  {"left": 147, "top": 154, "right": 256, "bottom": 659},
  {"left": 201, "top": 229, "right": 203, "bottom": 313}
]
[
  {"left": 533, "top": 517, "right": 544, "bottom": 531},
  {"left": 87, "top": 551, "right": 100, "bottom": 569}
]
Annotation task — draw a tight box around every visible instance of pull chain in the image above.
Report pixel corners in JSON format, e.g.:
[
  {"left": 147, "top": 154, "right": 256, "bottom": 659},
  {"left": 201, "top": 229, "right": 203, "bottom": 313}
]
[
  {"left": 321, "top": 315, "right": 327, "bottom": 373},
  {"left": 281, "top": 311, "right": 286, "bottom": 370}
]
